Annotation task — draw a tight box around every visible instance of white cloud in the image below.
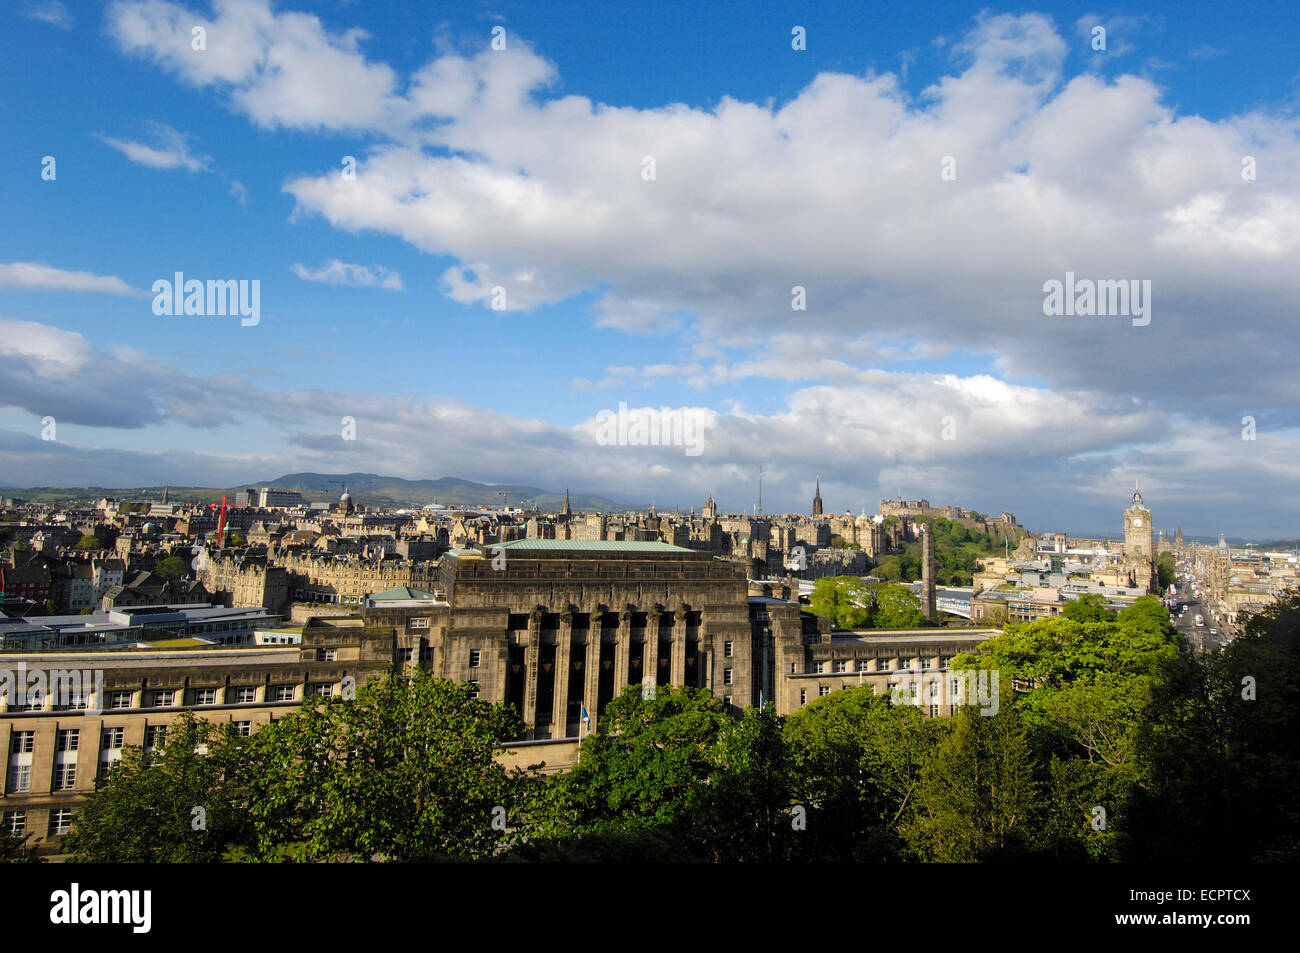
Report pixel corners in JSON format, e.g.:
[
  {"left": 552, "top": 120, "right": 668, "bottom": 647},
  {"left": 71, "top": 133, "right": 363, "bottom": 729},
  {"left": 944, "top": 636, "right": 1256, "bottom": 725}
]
[
  {"left": 291, "top": 259, "right": 403, "bottom": 290},
  {"left": 25, "top": 1, "right": 72, "bottom": 28},
  {"left": 99, "top": 121, "right": 209, "bottom": 172},
  {"left": 0, "top": 262, "right": 143, "bottom": 296},
  {"left": 107, "top": 0, "right": 404, "bottom": 132}
]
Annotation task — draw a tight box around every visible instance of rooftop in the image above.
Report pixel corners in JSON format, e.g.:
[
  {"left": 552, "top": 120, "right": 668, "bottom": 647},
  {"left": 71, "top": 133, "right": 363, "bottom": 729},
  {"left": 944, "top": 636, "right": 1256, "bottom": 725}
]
[{"left": 462, "top": 539, "right": 699, "bottom": 555}]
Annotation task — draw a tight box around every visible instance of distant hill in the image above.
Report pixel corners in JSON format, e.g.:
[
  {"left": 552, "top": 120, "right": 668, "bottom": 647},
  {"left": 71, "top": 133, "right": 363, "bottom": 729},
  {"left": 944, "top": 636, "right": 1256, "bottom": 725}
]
[
  {"left": 1, "top": 473, "right": 638, "bottom": 513},
  {"left": 250, "top": 472, "right": 631, "bottom": 512}
]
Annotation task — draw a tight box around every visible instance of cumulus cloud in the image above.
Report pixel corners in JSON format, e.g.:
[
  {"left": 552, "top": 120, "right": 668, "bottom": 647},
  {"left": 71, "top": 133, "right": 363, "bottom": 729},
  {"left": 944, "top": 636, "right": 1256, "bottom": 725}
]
[
  {"left": 291, "top": 259, "right": 403, "bottom": 290},
  {"left": 2, "top": 317, "right": 1298, "bottom": 533},
  {"left": 0, "top": 262, "right": 143, "bottom": 296},
  {"left": 75, "top": 3, "right": 1300, "bottom": 532}
]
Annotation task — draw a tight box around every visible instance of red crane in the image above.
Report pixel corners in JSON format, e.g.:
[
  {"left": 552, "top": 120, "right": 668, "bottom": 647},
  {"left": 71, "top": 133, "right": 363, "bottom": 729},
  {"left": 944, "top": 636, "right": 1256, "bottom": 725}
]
[{"left": 215, "top": 495, "right": 228, "bottom": 547}]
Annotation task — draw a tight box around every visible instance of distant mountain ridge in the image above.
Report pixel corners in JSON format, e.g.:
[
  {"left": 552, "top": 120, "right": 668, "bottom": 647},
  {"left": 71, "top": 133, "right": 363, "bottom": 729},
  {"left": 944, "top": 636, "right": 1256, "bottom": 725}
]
[
  {"left": 252, "top": 472, "right": 632, "bottom": 511},
  {"left": 0, "top": 473, "right": 640, "bottom": 513}
]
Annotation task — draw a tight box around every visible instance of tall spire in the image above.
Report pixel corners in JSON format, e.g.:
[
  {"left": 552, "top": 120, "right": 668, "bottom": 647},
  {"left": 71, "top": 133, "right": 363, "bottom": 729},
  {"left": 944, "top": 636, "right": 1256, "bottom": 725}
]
[
  {"left": 561, "top": 487, "right": 571, "bottom": 518},
  {"left": 812, "top": 476, "right": 823, "bottom": 517}
]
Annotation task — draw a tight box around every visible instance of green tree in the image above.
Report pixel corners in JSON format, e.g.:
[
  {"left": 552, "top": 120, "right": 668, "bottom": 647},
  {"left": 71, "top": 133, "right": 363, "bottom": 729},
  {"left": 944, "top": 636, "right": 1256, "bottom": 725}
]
[
  {"left": 784, "top": 687, "right": 935, "bottom": 860},
  {"left": 62, "top": 713, "right": 251, "bottom": 862},
  {"left": 809, "top": 576, "right": 873, "bottom": 629},
  {"left": 75, "top": 534, "right": 99, "bottom": 550},
  {"left": 522, "top": 685, "right": 728, "bottom": 856},
  {"left": 155, "top": 555, "right": 187, "bottom": 581},
  {"left": 1156, "top": 552, "right": 1176, "bottom": 593},
  {"left": 872, "top": 583, "right": 925, "bottom": 629},
  {"left": 689, "top": 704, "right": 798, "bottom": 861},
  {"left": 1130, "top": 592, "right": 1300, "bottom": 861},
  {"left": 240, "top": 670, "right": 523, "bottom": 861},
  {"left": 902, "top": 705, "right": 1040, "bottom": 861},
  {"left": 0, "top": 829, "right": 43, "bottom": 863},
  {"left": 1062, "top": 593, "right": 1116, "bottom": 623},
  {"left": 227, "top": 533, "right": 247, "bottom": 547}
]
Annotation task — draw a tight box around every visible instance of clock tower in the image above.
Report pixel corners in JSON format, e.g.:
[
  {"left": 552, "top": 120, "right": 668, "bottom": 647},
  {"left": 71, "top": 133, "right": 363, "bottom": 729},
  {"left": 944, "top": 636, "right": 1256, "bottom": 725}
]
[
  {"left": 1124, "top": 488, "right": 1153, "bottom": 561},
  {"left": 1123, "top": 487, "right": 1155, "bottom": 592}
]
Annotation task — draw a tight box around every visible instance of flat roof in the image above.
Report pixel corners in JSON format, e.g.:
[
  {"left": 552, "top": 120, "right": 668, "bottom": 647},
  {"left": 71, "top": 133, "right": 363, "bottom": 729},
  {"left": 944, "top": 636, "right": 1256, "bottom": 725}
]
[{"left": 473, "top": 539, "right": 699, "bottom": 554}]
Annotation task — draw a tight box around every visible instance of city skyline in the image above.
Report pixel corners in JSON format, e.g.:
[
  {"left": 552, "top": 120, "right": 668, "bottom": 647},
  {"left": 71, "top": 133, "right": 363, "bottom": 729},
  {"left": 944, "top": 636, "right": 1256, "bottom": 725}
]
[{"left": 3, "top": 1, "right": 1299, "bottom": 536}]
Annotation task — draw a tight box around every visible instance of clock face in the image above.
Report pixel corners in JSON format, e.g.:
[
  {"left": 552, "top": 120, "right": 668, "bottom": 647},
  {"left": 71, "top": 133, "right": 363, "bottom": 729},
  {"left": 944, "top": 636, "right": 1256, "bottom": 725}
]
[{"left": 1132, "top": 518, "right": 1143, "bottom": 527}]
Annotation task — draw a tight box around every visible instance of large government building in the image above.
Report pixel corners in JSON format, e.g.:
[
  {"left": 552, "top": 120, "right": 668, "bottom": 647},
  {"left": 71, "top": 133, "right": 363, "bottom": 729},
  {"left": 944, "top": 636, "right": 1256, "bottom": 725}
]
[{"left": 2, "top": 539, "right": 996, "bottom": 853}]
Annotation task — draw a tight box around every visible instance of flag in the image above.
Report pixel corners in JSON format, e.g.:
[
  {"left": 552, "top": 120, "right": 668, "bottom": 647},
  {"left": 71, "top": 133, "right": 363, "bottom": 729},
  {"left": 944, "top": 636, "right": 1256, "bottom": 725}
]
[{"left": 580, "top": 702, "right": 590, "bottom": 724}]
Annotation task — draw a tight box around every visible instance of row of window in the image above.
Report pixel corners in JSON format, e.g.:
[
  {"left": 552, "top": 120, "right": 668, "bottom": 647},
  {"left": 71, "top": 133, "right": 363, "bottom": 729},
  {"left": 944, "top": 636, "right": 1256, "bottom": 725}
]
[
  {"left": 6, "top": 722, "right": 256, "bottom": 793},
  {"left": 5, "top": 684, "right": 304, "bottom": 712},
  {"left": 802, "top": 656, "right": 953, "bottom": 675},
  {"left": 4, "top": 809, "right": 73, "bottom": 837}
]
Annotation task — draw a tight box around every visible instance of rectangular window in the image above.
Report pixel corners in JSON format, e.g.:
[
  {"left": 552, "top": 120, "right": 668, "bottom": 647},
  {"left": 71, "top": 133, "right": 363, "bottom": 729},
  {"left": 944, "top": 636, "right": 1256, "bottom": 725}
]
[
  {"left": 929, "top": 705, "right": 940, "bottom": 718},
  {"left": 315, "top": 648, "right": 337, "bottom": 661},
  {"left": 272, "top": 685, "right": 296, "bottom": 702},
  {"left": 151, "top": 690, "right": 175, "bottom": 707},
  {"left": 723, "top": 641, "right": 733, "bottom": 658},
  {"left": 879, "top": 658, "right": 892, "bottom": 671},
  {"left": 56, "top": 729, "right": 79, "bottom": 752},
  {"left": 232, "top": 721, "right": 252, "bottom": 737},
  {"left": 819, "top": 686, "right": 831, "bottom": 697},
  {"left": 9, "top": 731, "right": 34, "bottom": 754},
  {"left": 21, "top": 691, "right": 44, "bottom": 711},
  {"left": 723, "top": 668, "right": 733, "bottom": 686},
  {"left": 108, "top": 691, "right": 132, "bottom": 709},
  {"left": 799, "top": 689, "right": 807, "bottom": 705},
  {"left": 856, "top": 659, "right": 869, "bottom": 671},
  {"left": 419, "top": 644, "right": 433, "bottom": 662},
  {"left": 102, "top": 727, "right": 125, "bottom": 749},
  {"left": 469, "top": 649, "right": 481, "bottom": 667},
  {"left": 49, "top": 809, "right": 73, "bottom": 836},
  {"left": 396, "top": 648, "right": 413, "bottom": 662},
  {"left": 144, "top": 725, "right": 166, "bottom": 749},
  {"left": 53, "top": 763, "right": 76, "bottom": 790},
  {"left": 834, "top": 660, "right": 848, "bottom": 673},
  {"left": 308, "top": 683, "right": 332, "bottom": 698},
  {"left": 3, "top": 811, "right": 24, "bottom": 836},
  {"left": 194, "top": 688, "right": 217, "bottom": 706},
  {"left": 467, "top": 680, "right": 480, "bottom": 697},
  {"left": 234, "top": 687, "right": 257, "bottom": 704},
  {"left": 723, "top": 695, "right": 732, "bottom": 707},
  {"left": 7, "top": 765, "right": 31, "bottom": 793}
]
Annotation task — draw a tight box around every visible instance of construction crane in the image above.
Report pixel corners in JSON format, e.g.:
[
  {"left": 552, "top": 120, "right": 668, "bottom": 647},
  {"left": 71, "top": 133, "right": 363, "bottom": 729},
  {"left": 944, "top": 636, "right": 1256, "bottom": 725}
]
[{"left": 215, "top": 495, "right": 228, "bottom": 547}]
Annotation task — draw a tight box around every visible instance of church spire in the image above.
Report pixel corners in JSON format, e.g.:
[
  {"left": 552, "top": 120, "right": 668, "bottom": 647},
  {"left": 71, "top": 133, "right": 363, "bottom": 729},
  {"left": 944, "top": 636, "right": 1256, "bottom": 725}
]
[
  {"left": 812, "top": 477, "right": 823, "bottom": 517},
  {"left": 561, "top": 486, "right": 571, "bottom": 518}
]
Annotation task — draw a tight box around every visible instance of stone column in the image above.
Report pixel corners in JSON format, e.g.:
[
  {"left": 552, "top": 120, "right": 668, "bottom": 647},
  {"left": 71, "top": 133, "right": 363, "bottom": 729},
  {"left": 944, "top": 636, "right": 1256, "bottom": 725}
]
[
  {"left": 553, "top": 611, "right": 573, "bottom": 735},
  {"left": 614, "top": 607, "right": 632, "bottom": 695},
  {"left": 523, "top": 607, "right": 542, "bottom": 738},
  {"left": 670, "top": 606, "right": 689, "bottom": 688},
  {"left": 643, "top": 608, "right": 661, "bottom": 696},
  {"left": 583, "top": 616, "right": 601, "bottom": 733}
]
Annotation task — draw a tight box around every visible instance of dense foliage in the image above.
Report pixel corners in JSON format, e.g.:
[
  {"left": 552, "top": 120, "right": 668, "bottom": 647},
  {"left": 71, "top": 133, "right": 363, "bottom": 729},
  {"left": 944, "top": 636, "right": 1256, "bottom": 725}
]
[
  {"left": 808, "top": 576, "right": 925, "bottom": 629},
  {"left": 872, "top": 517, "right": 1016, "bottom": 586}
]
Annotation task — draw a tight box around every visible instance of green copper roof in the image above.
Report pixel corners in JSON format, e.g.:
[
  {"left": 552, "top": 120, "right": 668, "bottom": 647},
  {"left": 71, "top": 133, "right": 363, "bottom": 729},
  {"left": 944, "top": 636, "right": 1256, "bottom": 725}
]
[
  {"left": 369, "top": 585, "right": 438, "bottom": 600},
  {"left": 483, "top": 539, "right": 697, "bottom": 554}
]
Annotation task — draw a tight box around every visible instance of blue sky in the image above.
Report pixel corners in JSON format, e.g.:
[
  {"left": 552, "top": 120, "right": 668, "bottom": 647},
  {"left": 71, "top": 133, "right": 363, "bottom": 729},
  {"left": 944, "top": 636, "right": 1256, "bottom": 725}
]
[{"left": 2, "top": 0, "right": 1299, "bottom": 537}]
